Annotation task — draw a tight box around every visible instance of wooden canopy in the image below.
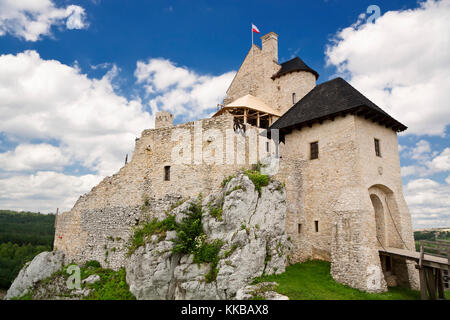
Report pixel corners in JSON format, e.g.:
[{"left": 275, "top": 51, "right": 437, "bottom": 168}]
[{"left": 213, "top": 94, "right": 281, "bottom": 129}]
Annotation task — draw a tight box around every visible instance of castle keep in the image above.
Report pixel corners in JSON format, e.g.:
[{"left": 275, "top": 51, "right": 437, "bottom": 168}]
[{"left": 54, "top": 32, "right": 419, "bottom": 293}]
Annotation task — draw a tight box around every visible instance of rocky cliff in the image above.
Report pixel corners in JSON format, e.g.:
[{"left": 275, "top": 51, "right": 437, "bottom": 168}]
[{"left": 6, "top": 172, "right": 291, "bottom": 300}]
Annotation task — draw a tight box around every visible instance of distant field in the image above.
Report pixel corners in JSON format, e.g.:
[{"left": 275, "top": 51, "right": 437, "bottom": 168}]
[
  {"left": 414, "top": 230, "right": 450, "bottom": 251},
  {"left": 0, "top": 210, "right": 55, "bottom": 289}
]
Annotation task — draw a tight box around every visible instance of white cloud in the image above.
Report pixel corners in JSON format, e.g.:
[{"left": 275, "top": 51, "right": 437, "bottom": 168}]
[
  {"left": 401, "top": 165, "right": 429, "bottom": 177},
  {"left": 0, "top": 143, "right": 70, "bottom": 172},
  {"left": 404, "top": 178, "right": 450, "bottom": 228},
  {"left": 326, "top": 0, "right": 450, "bottom": 136},
  {"left": 0, "top": 0, "right": 87, "bottom": 41},
  {"left": 0, "top": 50, "right": 154, "bottom": 212},
  {"left": 428, "top": 148, "right": 450, "bottom": 172},
  {"left": 401, "top": 141, "right": 450, "bottom": 177},
  {"left": 410, "top": 140, "right": 431, "bottom": 160},
  {"left": 0, "top": 171, "right": 102, "bottom": 213},
  {"left": 0, "top": 51, "right": 236, "bottom": 213},
  {"left": 135, "top": 58, "right": 235, "bottom": 120}
]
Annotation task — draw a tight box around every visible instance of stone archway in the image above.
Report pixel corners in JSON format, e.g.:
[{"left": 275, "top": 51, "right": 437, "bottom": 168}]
[{"left": 370, "top": 194, "right": 386, "bottom": 248}]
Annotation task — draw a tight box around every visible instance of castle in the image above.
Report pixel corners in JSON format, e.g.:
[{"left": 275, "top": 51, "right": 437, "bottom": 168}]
[{"left": 54, "top": 32, "right": 419, "bottom": 293}]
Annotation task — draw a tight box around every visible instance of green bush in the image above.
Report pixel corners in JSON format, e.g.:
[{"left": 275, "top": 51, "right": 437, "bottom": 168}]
[
  {"left": 245, "top": 170, "right": 269, "bottom": 196},
  {"left": 84, "top": 268, "right": 135, "bottom": 300},
  {"left": 194, "top": 239, "right": 223, "bottom": 283},
  {"left": 128, "top": 215, "right": 178, "bottom": 256},
  {"left": 194, "top": 239, "right": 223, "bottom": 264},
  {"left": 221, "top": 175, "right": 234, "bottom": 187},
  {"left": 208, "top": 199, "right": 223, "bottom": 221},
  {"left": 172, "top": 201, "right": 203, "bottom": 255},
  {"left": 84, "top": 260, "right": 101, "bottom": 269}
]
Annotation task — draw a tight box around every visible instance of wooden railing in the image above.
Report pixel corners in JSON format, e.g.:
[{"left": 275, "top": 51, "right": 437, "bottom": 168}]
[
  {"left": 418, "top": 239, "right": 450, "bottom": 295},
  {"left": 419, "top": 240, "right": 450, "bottom": 266}
]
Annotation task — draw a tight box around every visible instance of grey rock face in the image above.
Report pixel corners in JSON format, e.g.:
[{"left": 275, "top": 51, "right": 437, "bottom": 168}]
[
  {"left": 6, "top": 251, "right": 66, "bottom": 300},
  {"left": 126, "top": 173, "right": 291, "bottom": 300},
  {"left": 235, "top": 282, "right": 289, "bottom": 300},
  {"left": 82, "top": 274, "right": 100, "bottom": 285}
]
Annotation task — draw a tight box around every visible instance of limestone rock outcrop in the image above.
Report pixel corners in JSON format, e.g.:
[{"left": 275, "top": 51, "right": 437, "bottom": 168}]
[
  {"left": 125, "top": 173, "right": 291, "bottom": 300},
  {"left": 5, "top": 251, "right": 66, "bottom": 300},
  {"left": 235, "top": 282, "right": 289, "bottom": 300},
  {"left": 6, "top": 173, "right": 291, "bottom": 300}
]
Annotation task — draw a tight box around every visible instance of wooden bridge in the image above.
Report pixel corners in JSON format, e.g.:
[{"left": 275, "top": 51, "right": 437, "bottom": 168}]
[{"left": 379, "top": 240, "right": 450, "bottom": 300}]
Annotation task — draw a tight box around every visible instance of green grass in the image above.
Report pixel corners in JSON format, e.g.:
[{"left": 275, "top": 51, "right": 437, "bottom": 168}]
[
  {"left": 244, "top": 170, "right": 269, "bottom": 196},
  {"left": 253, "top": 260, "right": 432, "bottom": 300},
  {"left": 83, "top": 266, "right": 135, "bottom": 300}
]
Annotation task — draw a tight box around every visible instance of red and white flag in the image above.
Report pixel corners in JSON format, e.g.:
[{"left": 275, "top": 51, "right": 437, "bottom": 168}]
[{"left": 252, "top": 24, "right": 260, "bottom": 33}]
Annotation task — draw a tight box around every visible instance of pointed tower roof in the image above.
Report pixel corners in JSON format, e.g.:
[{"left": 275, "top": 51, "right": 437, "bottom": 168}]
[
  {"left": 270, "top": 77, "right": 407, "bottom": 133},
  {"left": 272, "top": 57, "right": 319, "bottom": 80}
]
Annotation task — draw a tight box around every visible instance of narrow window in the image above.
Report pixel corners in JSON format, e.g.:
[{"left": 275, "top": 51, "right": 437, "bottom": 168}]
[
  {"left": 164, "top": 166, "right": 171, "bottom": 181},
  {"left": 310, "top": 141, "right": 319, "bottom": 160},
  {"left": 292, "top": 92, "right": 296, "bottom": 104},
  {"left": 266, "top": 141, "right": 270, "bottom": 153},
  {"left": 314, "top": 220, "right": 319, "bottom": 233},
  {"left": 374, "top": 138, "right": 381, "bottom": 157},
  {"left": 297, "top": 224, "right": 302, "bottom": 234}
]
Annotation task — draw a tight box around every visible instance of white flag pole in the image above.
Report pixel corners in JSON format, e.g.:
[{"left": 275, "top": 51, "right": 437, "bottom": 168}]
[
  {"left": 251, "top": 22, "right": 253, "bottom": 47},
  {"left": 251, "top": 23, "right": 253, "bottom": 95}
]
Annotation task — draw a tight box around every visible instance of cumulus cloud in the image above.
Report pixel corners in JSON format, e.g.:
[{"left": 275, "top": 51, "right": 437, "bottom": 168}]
[
  {"left": 0, "top": 0, "right": 87, "bottom": 41},
  {"left": 135, "top": 58, "right": 235, "bottom": 120},
  {"left": 0, "top": 51, "right": 236, "bottom": 212},
  {"left": 0, "top": 143, "right": 70, "bottom": 172},
  {"left": 0, "top": 171, "right": 102, "bottom": 213},
  {"left": 0, "top": 50, "right": 154, "bottom": 211},
  {"left": 404, "top": 178, "right": 450, "bottom": 228},
  {"left": 0, "top": 50, "right": 153, "bottom": 177},
  {"left": 428, "top": 148, "right": 450, "bottom": 172},
  {"left": 401, "top": 141, "right": 450, "bottom": 177},
  {"left": 326, "top": 0, "right": 450, "bottom": 136}
]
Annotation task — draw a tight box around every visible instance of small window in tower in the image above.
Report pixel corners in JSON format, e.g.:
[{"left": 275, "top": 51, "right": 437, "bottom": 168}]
[
  {"left": 164, "top": 166, "right": 171, "bottom": 181},
  {"left": 315, "top": 220, "right": 319, "bottom": 233},
  {"left": 298, "top": 224, "right": 302, "bottom": 234},
  {"left": 266, "top": 141, "right": 270, "bottom": 153},
  {"left": 292, "top": 93, "right": 296, "bottom": 104},
  {"left": 310, "top": 141, "right": 319, "bottom": 160},
  {"left": 374, "top": 138, "right": 381, "bottom": 157}
]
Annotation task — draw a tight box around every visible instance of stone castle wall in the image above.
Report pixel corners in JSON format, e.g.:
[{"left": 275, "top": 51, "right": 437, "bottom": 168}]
[
  {"left": 54, "top": 32, "right": 418, "bottom": 293},
  {"left": 274, "top": 115, "right": 418, "bottom": 292},
  {"left": 54, "top": 114, "right": 274, "bottom": 270}
]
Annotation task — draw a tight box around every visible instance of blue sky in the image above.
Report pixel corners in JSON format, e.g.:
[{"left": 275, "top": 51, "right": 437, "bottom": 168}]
[{"left": 0, "top": 0, "right": 449, "bottom": 228}]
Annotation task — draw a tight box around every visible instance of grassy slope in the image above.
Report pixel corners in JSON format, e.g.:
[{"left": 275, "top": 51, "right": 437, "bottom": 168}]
[{"left": 254, "top": 260, "right": 449, "bottom": 300}]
